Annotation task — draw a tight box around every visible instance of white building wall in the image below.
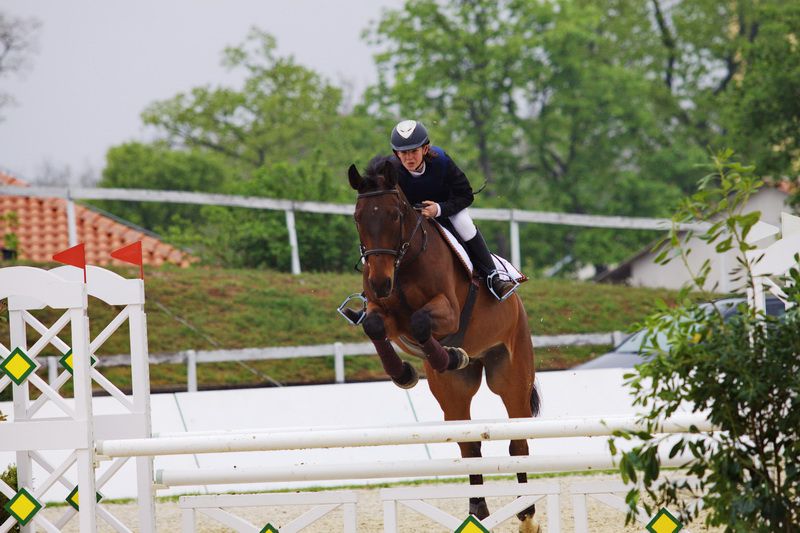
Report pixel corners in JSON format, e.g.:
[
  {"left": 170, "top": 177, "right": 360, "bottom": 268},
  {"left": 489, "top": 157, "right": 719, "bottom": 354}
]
[{"left": 628, "top": 189, "right": 790, "bottom": 291}]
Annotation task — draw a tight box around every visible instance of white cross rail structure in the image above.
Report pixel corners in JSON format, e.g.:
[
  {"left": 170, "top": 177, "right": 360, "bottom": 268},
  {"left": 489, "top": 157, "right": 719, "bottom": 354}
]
[{"left": 0, "top": 265, "right": 155, "bottom": 533}]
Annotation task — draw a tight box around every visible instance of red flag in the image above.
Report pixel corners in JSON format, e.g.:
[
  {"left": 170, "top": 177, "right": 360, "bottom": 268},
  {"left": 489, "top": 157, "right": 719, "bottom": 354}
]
[
  {"left": 110, "top": 241, "right": 144, "bottom": 280},
  {"left": 53, "top": 243, "right": 87, "bottom": 283}
]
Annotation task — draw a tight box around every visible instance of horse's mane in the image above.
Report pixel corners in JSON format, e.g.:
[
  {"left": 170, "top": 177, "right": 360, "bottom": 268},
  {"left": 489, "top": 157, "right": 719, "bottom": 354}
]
[{"left": 356, "top": 155, "right": 395, "bottom": 194}]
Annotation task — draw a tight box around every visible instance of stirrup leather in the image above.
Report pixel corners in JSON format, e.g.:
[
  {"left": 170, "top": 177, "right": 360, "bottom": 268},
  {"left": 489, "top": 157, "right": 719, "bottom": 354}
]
[
  {"left": 486, "top": 270, "right": 519, "bottom": 302},
  {"left": 337, "top": 292, "right": 367, "bottom": 325}
]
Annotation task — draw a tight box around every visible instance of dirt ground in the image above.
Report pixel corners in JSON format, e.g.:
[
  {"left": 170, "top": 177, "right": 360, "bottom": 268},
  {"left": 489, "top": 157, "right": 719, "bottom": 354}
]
[{"left": 41, "top": 473, "right": 723, "bottom": 532}]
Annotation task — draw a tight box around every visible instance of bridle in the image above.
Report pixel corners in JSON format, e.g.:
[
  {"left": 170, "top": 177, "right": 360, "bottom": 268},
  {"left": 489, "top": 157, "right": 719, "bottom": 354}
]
[{"left": 355, "top": 189, "right": 428, "bottom": 274}]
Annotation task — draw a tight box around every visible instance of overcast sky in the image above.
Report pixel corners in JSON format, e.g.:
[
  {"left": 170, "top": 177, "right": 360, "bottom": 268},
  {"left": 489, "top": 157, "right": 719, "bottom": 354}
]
[{"left": 0, "top": 0, "right": 404, "bottom": 183}]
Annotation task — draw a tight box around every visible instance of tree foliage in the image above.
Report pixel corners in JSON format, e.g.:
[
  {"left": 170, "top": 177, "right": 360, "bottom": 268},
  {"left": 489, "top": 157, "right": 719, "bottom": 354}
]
[
  {"left": 100, "top": 1, "right": 799, "bottom": 272},
  {"left": 610, "top": 152, "right": 800, "bottom": 531},
  {"left": 101, "top": 29, "right": 383, "bottom": 270},
  {"left": 366, "top": 0, "right": 799, "bottom": 269}
]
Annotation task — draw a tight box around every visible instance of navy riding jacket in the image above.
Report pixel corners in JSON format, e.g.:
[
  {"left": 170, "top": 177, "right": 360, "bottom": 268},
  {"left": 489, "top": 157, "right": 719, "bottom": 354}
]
[{"left": 390, "top": 146, "right": 474, "bottom": 219}]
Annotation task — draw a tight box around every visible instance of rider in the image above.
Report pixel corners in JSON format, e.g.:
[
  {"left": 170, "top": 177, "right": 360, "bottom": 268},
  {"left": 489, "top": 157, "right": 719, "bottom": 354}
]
[{"left": 389, "top": 119, "right": 517, "bottom": 301}]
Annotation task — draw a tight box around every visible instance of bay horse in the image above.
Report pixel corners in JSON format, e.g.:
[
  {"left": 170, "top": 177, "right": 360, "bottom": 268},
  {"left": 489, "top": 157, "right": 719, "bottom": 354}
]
[{"left": 348, "top": 156, "right": 541, "bottom": 532}]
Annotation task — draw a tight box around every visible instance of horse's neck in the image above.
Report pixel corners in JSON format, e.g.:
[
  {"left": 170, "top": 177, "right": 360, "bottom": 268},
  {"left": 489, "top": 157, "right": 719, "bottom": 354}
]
[{"left": 402, "top": 219, "right": 462, "bottom": 287}]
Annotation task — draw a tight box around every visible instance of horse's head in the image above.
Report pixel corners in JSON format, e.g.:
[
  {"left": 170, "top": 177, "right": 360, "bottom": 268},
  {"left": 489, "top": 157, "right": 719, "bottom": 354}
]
[{"left": 348, "top": 155, "right": 419, "bottom": 299}]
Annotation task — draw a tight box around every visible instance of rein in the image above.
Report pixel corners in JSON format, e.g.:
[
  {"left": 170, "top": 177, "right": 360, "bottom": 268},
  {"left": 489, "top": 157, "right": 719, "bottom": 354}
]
[{"left": 356, "top": 188, "right": 428, "bottom": 277}]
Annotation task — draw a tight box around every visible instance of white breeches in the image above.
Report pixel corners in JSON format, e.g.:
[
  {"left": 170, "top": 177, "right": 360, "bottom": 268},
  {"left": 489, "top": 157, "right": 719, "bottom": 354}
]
[{"left": 449, "top": 209, "right": 477, "bottom": 241}]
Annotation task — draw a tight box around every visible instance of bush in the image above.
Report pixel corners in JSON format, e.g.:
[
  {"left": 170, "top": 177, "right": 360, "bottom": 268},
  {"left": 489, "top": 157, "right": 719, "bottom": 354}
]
[
  {"left": 610, "top": 151, "right": 800, "bottom": 531},
  {"left": 0, "top": 464, "right": 19, "bottom": 533}
]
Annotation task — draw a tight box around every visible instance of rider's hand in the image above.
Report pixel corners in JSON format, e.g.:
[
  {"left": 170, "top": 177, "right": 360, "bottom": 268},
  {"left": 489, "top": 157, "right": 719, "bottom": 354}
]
[{"left": 420, "top": 200, "right": 439, "bottom": 219}]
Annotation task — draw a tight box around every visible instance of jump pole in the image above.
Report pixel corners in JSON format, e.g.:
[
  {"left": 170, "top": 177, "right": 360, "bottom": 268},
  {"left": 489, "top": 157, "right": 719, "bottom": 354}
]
[
  {"left": 97, "top": 413, "right": 714, "bottom": 458},
  {"left": 155, "top": 452, "right": 696, "bottom": 487}
]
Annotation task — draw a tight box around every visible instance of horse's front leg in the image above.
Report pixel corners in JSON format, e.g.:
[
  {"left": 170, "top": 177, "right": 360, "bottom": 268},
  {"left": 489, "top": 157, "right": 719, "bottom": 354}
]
[
  {"left": 362, "top": 308, "right": 418, "bottom": 388},
  {"left": 409, "top": 294, "right": 468, "bottom": 373}
]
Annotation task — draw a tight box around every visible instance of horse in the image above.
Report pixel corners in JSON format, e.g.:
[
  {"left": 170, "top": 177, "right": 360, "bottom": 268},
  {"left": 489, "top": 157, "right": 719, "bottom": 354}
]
[{"left": 347, "top": 155, "right": 541, "bottom": 532}]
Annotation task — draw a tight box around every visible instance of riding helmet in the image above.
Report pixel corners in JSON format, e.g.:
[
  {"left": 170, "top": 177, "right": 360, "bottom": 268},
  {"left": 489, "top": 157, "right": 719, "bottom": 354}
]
[{"left": 390, "top": 120, "right": 430, "bottom": 151}]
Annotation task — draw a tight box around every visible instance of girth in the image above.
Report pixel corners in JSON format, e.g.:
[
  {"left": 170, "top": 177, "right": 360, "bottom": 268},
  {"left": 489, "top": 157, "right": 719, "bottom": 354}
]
[{"left": 439, "top": 277, "right": 481, "bottom": 348}]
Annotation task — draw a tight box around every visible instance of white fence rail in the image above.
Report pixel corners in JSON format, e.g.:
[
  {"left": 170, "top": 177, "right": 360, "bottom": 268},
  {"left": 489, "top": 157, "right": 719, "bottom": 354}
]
[
  {"left": 0, "top": 185, "right": 710, "bottom": 274},
  {"left": 40, "top": 331, "right": 625, "bottom": 392},
  {"left": 97, "top": 413, "right": 711, "bottom": 458}
]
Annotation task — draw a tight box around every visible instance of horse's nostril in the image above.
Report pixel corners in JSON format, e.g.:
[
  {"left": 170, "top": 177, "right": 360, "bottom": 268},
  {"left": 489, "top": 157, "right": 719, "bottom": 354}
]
[{"left": 370, "top": 277, "right": 392, "bottom": 298}]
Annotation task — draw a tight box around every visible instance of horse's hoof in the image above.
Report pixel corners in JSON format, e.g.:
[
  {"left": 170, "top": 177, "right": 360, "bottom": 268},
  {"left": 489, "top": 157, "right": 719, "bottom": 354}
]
[
  {"left": 446, "top": 347, "right": 470, "bottom": 370},
  {"left": 391, "top": 361, "right": 418, "bottom": 389},
  {"left": 469, "top": 497, "right": 490, "bottom": 520},
  {"left": 518, "top": 516, "right": 541, "bottom": 533}
]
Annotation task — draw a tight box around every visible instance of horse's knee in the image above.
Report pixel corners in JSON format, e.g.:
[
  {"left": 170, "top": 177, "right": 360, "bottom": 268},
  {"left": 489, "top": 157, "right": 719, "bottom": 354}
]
[
  {"left": 517, "top": 503, "right": 537, "bottom": 522},
  {"left": 362, "top": 313, "right": 386, "bottom": 340},
  {"left": 410, "top": 309, "right": 431, "bottom": 343}
]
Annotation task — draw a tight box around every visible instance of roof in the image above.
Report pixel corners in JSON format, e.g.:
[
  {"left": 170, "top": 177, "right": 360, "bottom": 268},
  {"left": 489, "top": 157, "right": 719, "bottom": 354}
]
[{"left": 0, "top": 171, "right": 194, "bottom": 267}]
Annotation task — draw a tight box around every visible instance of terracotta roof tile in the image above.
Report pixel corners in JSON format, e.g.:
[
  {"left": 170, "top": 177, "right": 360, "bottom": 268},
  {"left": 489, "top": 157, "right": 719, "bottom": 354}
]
[{"left": 0, "top": 171, "right": 195, "bottom": 267}]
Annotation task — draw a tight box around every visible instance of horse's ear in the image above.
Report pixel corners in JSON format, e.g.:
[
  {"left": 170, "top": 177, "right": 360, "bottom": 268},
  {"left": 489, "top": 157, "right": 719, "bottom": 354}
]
[
  {"left": 381, "top": 159, "right": 397, "bottom": 187},
  {"left": 348, "top": 164, "right": 362, "bottom": 190}
]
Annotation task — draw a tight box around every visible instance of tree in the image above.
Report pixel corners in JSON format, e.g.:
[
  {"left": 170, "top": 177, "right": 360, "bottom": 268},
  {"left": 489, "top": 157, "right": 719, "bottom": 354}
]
[
  {"left": 97, "top": 142, "right": 228, "bottom": 233},
  {"left": 0, "top": 11, "right": 40, "bottom": 120},
  {"left": 142, "top": 28, "right": 381, "bottom": 179},
  {"left": 719, "top": 3, "right": 800, "bottom": 180},
  {"left": 366, "top": 0, "right": 688, "bottom": 268},
  {"left": 103, "top": 29, "right": 385, "bottom": 270}
]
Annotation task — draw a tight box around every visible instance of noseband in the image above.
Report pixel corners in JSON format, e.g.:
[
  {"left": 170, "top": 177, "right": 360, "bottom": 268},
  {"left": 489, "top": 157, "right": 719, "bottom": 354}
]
[{"left": 356, "top": 189, "right": 427, "bottom": 273}]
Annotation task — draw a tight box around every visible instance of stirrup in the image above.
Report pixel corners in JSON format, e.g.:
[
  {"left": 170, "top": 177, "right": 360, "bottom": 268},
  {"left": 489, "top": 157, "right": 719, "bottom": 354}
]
[
  {"left": 337, "top": 293, "right": 367, "bottom": 325},
  {"left": 486, "top": 270, "right": 519, "bottom": 302}
]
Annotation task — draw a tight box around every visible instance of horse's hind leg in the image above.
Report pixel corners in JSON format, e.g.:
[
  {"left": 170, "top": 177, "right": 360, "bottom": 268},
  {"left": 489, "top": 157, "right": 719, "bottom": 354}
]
[
  {"left": 425, "top": 359, "right": 489, "bottom": 519},
  {"left": 484, "top": 325, "right": 540, "bottom": 531}
]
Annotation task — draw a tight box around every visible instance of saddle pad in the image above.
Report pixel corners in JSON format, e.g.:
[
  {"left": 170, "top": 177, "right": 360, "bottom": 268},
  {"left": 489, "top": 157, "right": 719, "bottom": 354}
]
[
  {"left": 433, "top": 221, "right": 473, "bottom": 276},
  {"left": 492, "top": 253, "right": 528, "bottom": 283},
  {"left": 433, "top": 221, "right": 527, "bottom": 282}
]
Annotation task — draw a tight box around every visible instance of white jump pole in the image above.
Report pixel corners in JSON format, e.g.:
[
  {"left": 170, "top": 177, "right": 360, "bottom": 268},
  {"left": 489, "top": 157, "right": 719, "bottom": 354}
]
[
  {"left": 155, "top": 453, "right": 695, "bottom": 487},
  {"left": 98, "top": 413, "right": 713, "bottom": 458}
]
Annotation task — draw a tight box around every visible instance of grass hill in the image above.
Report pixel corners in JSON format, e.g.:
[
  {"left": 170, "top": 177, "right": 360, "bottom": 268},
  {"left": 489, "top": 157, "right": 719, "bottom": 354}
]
[{"left": 1, "top": 264, "right": 680, "bottom": 394}]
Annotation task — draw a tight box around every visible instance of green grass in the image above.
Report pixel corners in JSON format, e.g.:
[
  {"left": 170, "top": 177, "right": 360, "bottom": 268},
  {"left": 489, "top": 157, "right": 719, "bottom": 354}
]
[{"left": 0, "top": 262, "right": 680, "bottom": 394}]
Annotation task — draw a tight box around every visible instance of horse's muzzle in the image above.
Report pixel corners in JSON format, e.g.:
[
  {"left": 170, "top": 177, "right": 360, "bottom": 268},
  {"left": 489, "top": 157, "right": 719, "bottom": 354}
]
[{"left": 369, "top": 276, "right": 393, "bottom": 299}]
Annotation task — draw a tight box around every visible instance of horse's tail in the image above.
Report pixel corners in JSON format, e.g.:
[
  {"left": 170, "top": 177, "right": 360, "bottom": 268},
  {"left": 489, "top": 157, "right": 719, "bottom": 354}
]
[{"left": 530, "top": 377, "right": 542, "bottom": 417}]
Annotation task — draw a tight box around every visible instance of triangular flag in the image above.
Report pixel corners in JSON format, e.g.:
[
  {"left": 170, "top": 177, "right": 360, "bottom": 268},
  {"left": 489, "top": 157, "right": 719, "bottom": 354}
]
[
  {"left": 110, "top": 241, "right": 144, "bottom": 279},
  {"left": 53, "top": 243, "right": 87, "bottom": 283}
]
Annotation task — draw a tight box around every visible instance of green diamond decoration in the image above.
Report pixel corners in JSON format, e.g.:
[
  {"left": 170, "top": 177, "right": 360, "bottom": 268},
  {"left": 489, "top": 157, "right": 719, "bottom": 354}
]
[
  {"left": 646, "top": 507, "right": 683, "bottom": 533},
  {"left": 58, "top": 349, "right": 98, "bottom": 376},
  {"left": 454, "top": 515, "right": 490, "bottom": 533},
  {"left": 65, "top": 486, "right": 103, "bottom": 511},
  {"left": 0, "top": 347, "right": 38, "bottom": 386},
  {"left": 3, "top": 487, "right": 43, "bottom": 526},
  {"left": 259, "top": 524, "right": 279, "bottom": 533}
]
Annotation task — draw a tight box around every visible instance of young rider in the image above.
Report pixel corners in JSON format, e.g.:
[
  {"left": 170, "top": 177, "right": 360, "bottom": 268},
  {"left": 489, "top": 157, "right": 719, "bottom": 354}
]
[{"left": 389, "top": 119, "right": 517, "bottom": 301}]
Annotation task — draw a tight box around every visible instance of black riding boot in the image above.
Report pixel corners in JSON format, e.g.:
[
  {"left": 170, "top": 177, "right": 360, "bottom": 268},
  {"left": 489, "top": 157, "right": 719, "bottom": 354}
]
[{"left": 464, "top": 231, "right": 517, "bottom": 301}]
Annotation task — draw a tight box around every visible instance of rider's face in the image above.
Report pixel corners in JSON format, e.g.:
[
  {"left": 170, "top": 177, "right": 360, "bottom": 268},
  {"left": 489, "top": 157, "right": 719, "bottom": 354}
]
[{"left": 396, "top": 145, "right": 428, "bottom": 172}]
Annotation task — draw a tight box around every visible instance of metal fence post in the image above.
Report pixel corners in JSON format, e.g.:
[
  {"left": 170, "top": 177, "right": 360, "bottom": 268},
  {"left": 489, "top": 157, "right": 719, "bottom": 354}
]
[
  {"left": 510, "top": 211, "right": 521, "bottom": 268},
  {"left": 186, "top": 350, "right": 198, "bottom": 393},
  {"left": 66, "top": 193, "right": 78, "bottom": 247},
  {"left": 611, "top": 331, "right": 624, "bottom": 347},
  {"left": 285, "top": 209, "right": 301, "bottom": 275},
  {"left": 334, "top": 342, "right": 345, "bottom": 384}
]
